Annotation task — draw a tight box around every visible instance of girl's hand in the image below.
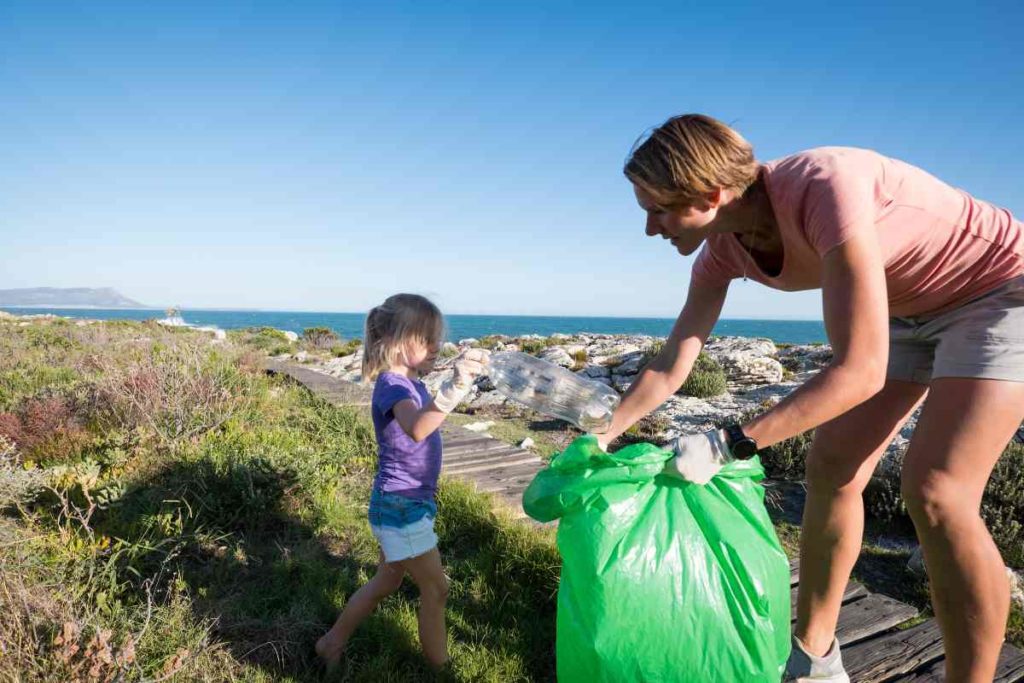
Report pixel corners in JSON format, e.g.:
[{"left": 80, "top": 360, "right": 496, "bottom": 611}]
[
  {"left": 452, "top": 349, "right": 490, "bottom": 388},
  {"left": 434, "top": 349, "right": 490, "bottom": 413}
]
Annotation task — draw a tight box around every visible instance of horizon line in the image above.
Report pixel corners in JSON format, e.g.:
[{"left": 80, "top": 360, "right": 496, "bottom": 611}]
[{"left": 0, "top": 304, "right": 825, "bottom": 323}]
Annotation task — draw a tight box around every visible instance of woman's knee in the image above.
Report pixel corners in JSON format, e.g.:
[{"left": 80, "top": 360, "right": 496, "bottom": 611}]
[
  {"left": 804, "top": 444, "right": 876, "bottom": 496},
  {"left": 901, "top": 468, "right": 974, "bottom": 529}
]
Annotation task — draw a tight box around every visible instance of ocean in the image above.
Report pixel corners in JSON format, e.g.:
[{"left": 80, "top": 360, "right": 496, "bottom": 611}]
[{"left": 1, "top": 307, "right": 828, "bottom": 345}]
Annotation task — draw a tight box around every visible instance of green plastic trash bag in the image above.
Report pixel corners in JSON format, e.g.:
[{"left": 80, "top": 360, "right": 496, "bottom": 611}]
[{"left": 523, "top": 435, "right": 790, "bottom": 682}]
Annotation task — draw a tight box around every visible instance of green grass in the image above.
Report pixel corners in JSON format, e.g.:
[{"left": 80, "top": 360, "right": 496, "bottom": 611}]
[
  {"left": 2, "top": 315, "right": 1021, "bottom": 682},
  {"left": 0, "top": 319, "right": 561, "bottom": 681}
]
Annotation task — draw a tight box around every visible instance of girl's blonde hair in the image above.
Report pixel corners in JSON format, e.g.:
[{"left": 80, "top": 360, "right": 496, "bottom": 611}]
[
  {"left": 361, "top": 293, "right": 445, "bottom": 382},
  {"left": 624, "top": 114, "right": 759, "bottom": 208}
]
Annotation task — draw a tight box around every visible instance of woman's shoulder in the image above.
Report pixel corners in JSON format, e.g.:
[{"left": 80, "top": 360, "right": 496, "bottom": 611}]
[{"left": 767, "top": 147, "right": 886, "bottom": 179}]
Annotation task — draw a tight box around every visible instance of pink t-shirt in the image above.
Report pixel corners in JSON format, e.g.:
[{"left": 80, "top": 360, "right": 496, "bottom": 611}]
[{"left": 692, "top": 147, "right": 1024, "bottom": 317}]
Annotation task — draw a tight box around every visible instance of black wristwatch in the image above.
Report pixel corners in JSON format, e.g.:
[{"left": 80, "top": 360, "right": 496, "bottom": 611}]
[{"left": 723, "top": 423, "right": 758, "bottom": 460}]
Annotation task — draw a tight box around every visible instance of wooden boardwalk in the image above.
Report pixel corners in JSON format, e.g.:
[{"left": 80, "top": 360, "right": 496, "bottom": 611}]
[{"left": 266, "top": 360, "right": 1024, "bottom": 682}]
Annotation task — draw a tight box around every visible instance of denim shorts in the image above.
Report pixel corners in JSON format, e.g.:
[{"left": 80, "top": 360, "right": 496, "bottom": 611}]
[
  {"left": 368, "top": 489, "right": 438, "bottom": 563},
  {"left": 888, "top": 275, "right": 1024, "bottom": 384}
]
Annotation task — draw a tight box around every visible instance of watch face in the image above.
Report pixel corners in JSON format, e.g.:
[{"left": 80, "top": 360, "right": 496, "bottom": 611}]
[{"left": 734, "top": 439, "right": 757, "bottom": 460}]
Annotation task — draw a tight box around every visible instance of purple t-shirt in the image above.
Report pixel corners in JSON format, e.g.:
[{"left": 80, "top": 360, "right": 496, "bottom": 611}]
[{"left": 371, "top": 372, "right": 443, "bottom": 500}]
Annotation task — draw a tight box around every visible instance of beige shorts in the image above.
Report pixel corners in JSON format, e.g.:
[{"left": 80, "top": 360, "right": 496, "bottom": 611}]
[{"left": 888, "top": 275, "right": 1024, "bottom": 385}]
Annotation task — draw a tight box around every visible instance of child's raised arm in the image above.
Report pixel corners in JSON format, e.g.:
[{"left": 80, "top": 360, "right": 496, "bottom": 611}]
[{"left": 393, "top": 349, "right": 489, "bottom": 441}]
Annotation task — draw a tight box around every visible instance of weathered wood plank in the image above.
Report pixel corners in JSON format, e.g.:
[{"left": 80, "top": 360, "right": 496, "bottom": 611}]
[
  {"left": 440, "top": 430, "right": 496, "bottom": 446},
  {"left": 444, "top": 455, "right": 542, "bottom": 476},
  {"left": 833, "top": 593, "right": 918, "bottom": 646},
  {"left": 486, "top": 481, "right": 532, "bottom": 502},
  {"left": 789, "top": 581, "right": 868, "bottom": 619},
  {"left": 475, "top": 472, "right": 542, "bottom": 494},
  {"left": 443, "top": 437, "right": 515, "bottom": 453},
  {"left": 442, "top": 449, "right": 536, "bottom": 470},
  {"left": 463, "top": 461, "right": 545, "bottom": 484},
  {"left": 893, "top": 642, "right": 1024, "bottom": 682},
  {"left": 443, "top": 442, "right": 527, "bottom": 461},
  {"left": 839, "top": 619, "right": 944, "bottom": 682}
]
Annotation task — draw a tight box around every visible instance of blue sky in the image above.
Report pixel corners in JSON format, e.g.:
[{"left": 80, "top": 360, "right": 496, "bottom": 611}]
[{"left": 2, "top": 0, "right": 1022, "bottom": 319}]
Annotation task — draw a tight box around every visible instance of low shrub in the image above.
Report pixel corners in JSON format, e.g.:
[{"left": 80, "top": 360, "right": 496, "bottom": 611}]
[
  {"left": 717, "top": 407, "right": 814, "bottom": 480},
  {"left": 866, "top": 442, "right": 1024, "bottom": 568},
  {"left": 331, "top": 338, "right": 362, "bottom": 357},
  {"left": 301, "top": 326, "right": 340, "bottom": 350},
  {"left": 678, "top": 352, "right": 728, "bottom": 398},
  {"left": 227, "top": 327, "right": 292, "bottom": 353}
]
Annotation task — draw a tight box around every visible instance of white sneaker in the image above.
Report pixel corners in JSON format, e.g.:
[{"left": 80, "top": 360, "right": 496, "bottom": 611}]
[{"left": 783, "top": 636, "right": 850, "bottom": 682}]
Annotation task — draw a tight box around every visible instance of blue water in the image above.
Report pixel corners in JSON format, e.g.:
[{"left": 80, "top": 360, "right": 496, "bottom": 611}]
[{"left": 1, "top": 307, "right": 827, "bottom": 344}]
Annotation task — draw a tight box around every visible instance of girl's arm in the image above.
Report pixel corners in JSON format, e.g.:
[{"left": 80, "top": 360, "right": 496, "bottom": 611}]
[
  {"left": 392, "top": 399, "right": 449, "bottom": 443},
  {"left": 599, "top": 279, "right": 729, "bottom": 447},
  {"left": 392, "top": 349, "right": 490, "bottom": 442},
  {"left": 743, "top": 227, "right": 889, "bottom": 448}
]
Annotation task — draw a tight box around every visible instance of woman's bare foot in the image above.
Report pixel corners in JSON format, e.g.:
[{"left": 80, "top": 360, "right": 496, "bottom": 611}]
[{"left": 315, "top": 634, "right": 344, "bottom": 673}]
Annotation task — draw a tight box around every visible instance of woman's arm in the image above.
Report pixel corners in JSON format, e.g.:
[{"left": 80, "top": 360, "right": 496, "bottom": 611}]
[
  {"left": 743, "top": 228, "right": 889, "bottom": 448},
  {"left": 599, "top": 279, "right": 729, "bottom": 446}
]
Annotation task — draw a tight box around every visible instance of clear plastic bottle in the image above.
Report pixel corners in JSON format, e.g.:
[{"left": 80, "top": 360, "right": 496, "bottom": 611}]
[{"left": 487, "top": 351, "right": 620, "bottom": 433}]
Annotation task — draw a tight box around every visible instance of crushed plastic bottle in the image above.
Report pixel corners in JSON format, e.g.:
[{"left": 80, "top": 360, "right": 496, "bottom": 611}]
[{"left": 487, "top": 351, "right": 620, "bottom": 433}]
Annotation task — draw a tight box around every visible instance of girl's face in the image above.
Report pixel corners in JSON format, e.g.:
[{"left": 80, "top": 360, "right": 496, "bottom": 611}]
[
  {"left": 403, "top": 338, "right": 441, "bottom": 375},
  {"left": 633, "top": 184, "right": 719, "bottom": 256}
]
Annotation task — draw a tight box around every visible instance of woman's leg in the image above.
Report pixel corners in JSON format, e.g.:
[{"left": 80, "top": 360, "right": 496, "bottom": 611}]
[
  {"left": 795, "top": 379, "right": 928, "bottom": 656},
  {"left": 900, "top": 377, "right": 1024, "bottom": 682},
  {"left": 316, "top": 552, "right": 405, "bottom": 668},
  {"left": 399, "top": 547, "right": 449, "bottom": 669}
]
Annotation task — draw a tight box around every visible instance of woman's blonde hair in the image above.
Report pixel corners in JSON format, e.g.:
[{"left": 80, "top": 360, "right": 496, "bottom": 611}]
[
  {"left": 361, "top": 293, "right": 445, "bottom": 382},
  {"left": 624, "top": 114, "right": 759, "bottom": 208}
]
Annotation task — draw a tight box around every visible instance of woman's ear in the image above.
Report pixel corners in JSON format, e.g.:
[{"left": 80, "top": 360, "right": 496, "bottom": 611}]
[{"left": 703, "top": 188, "right": 724, "bottom": 210}]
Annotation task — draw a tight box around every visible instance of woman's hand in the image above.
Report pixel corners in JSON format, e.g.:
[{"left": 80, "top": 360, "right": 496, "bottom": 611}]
[{"left": 661, "top": 429, "right": 732, "bottom": 484}]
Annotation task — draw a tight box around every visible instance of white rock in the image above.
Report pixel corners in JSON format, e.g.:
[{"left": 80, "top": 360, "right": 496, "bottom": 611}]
[
  {"left": 519, "top": 437, "right": 535, "bottom": 449},
  {"left": 421, "top": 369, "right": 452, "bottom": 394},
  {"left": 907, "top": 546, "right": 926, "bottom": 576},
  {"left": 283, "top": 330, "right": 299, "bottom": 342},
  {"left": 458, "top": 338, "right": 479, "bottom": 346},
  {"left": 469, "top": 390, "right": 509, "bottom": 409},
  {"left": 703, "top": 338, "right": 785, "bottom": 386},
  {"left": 612, "top": 375, "right": 633, "bottom": 393},
  {"left": 1011, "top": 569, "right": 1023, "bottom": 610},
  {"left": 577, "top": 364, "right": 611, "bottom": 379},
  {"left": 323, "top": 352, "right": 362, "bottom": 375},
  {"left": 653, "top": 394, "right": 757, "bottom": 442},
  {"left": 539, "top": 346, "right": 574, "bottom": 369},
  {"left": 463, "top": 421, "right": 495, "bottom": 433},
  {"left": 610, "top": 350, "right": 647, "bottom": 376},
  {"left": 778, "top": 344, "right": 833, "bottom": 372}
]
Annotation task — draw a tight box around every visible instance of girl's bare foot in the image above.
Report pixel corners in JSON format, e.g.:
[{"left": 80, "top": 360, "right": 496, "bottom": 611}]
[{"left": 315, "top": 634, "right": 344, "bottom": 673}]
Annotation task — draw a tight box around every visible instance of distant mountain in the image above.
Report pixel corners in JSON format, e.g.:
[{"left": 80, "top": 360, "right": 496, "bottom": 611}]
[{"left": 0, "top": 288, "right": 147, "bottom": 309}]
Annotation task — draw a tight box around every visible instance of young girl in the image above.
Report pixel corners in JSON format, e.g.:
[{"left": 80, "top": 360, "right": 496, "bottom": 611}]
[{"left": 314, "top": 293, "right": 488, "bottom": 673}]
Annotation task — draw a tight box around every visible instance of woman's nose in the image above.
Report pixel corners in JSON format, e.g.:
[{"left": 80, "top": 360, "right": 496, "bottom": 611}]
[{"left": 645, "top": 214, "right": 661, "bottom": 237}]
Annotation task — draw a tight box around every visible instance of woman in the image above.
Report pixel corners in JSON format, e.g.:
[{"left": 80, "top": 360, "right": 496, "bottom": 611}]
[{"left": 597, "top": 114, "right": 1024, "bottom": 682}]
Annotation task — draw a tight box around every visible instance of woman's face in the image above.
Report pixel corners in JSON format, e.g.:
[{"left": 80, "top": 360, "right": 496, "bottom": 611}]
[{"left": 633, "top": 184, "right": 718, "bottom": 256}]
